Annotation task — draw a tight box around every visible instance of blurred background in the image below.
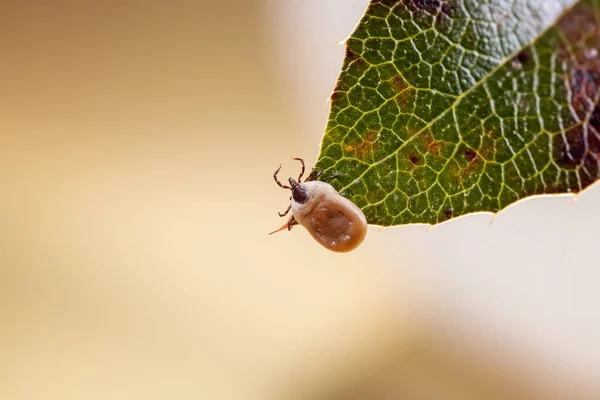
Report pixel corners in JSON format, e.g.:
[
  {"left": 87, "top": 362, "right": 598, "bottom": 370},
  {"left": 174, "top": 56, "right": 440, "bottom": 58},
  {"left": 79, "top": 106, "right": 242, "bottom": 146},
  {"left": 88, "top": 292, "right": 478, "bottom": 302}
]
[{"left": 1, "top": 1, "right": 599, "bottom": 399}]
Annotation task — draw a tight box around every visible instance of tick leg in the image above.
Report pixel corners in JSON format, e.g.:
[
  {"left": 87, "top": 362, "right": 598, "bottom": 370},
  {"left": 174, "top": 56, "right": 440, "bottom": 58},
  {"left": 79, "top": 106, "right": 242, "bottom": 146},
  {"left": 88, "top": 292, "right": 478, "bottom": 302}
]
[
  {"left": 306, "top": 169, "right": 341, "bottom": 182},
  {"left": 292, "top": 157, "right": 305, "bottom": 182},
  {"left": 273, "top": 164, "right": 290, "bottom": 189},
  {"left": 278, "top": 203, "right": 291, "bottom": 217},
  {"left": 306, "top": 168, "right": 323, "bottom": 182},
  {"left": 287, "top": 216, "right": 298, "bottom": 230},
  {"left": 325, "top": 172, "right": 342, "bottom": 181},
  {"left": 268, "top": 215, "right": 298, "bottom": 235}
]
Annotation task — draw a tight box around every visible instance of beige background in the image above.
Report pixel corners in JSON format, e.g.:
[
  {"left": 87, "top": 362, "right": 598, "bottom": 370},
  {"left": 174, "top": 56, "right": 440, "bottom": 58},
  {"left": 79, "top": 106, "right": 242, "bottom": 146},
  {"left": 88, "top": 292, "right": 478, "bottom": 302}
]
[{"left": 1, "top": 1, "right": 599, "bottom": 399}]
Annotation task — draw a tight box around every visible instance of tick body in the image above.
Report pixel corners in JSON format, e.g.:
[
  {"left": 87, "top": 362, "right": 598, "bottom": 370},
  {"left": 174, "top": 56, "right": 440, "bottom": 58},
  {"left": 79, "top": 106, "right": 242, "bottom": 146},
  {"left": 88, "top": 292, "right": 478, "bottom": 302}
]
[{"left": 270, "top": 158, "right": 367, "bottom": 253}]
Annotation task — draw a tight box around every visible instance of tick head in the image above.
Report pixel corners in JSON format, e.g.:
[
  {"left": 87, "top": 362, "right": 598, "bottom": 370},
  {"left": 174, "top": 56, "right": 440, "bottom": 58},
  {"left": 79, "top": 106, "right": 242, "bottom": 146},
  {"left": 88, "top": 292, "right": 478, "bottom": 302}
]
[{"left": 289, "top": 178, "right": 309, "bottom": 204}]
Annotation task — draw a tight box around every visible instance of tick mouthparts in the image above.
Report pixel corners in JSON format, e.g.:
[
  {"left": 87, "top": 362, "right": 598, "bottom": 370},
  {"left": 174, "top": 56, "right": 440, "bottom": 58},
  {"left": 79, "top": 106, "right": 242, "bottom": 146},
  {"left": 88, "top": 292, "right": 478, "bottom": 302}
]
[
  {"left": 288, "top": 177, "right": 298, "bottom": 187},
  {"left": 291, "top": 181, "right": 309, "bottom": 204}
]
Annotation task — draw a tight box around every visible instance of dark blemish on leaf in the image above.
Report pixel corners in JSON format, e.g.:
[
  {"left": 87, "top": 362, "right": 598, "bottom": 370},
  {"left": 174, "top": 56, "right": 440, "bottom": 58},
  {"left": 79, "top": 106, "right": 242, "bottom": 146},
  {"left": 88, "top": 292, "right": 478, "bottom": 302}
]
[
  {"left": 408, "top": 153, "right": 420, "bottom": 168},
  {"left": 330, "top": 91, "right": 342, "bottom": 102},
  {"left": 407, "top": 0, "right": 441, "bottom": 14},
  {"left": 554, "top": 123, "right": 600, "bottom": 188},
  {"left": 442, "top": 208, "right": 453, "bottom": 221},
  {"left": 516, "top": 51, "right": 530, "bottom": 64},
  {"left": 570, "top": 67, "right": 600, "bottom": 118},
  {"left": 436, "top": 0, "right": 455, "bottom": 24},
  {"left": 441, "top": 1, "right": 455, "bottom": 15},
  {"left": 461, "top": 154, "right": 480, "bottom": 177},
  {"left": 511, "top": 51, "right": 530, "bottom": 70},
  {"left": 464, "top": 148, "right": 477, "bottom": 162},
  {"left": 554, "top": 100, "right": 600, "bottom": 188},
  {"left": 556, "top": 127, "right": 586, "bottom": 168},
  {"left": 459, "top": 145, "right": 482, "bottom": 178},
  {"left": 590, "top": 103, "right": 600, "bottom": 129},
  {"left": 345, "top": 47, "right": 360, "bottom": 62}
]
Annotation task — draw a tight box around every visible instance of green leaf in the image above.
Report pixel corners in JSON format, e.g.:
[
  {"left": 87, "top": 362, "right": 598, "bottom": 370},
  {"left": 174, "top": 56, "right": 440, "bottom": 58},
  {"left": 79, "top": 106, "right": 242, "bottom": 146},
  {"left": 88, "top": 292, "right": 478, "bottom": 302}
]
[{"left": 315, "top": 0, "right": 600, "bottom": 226}]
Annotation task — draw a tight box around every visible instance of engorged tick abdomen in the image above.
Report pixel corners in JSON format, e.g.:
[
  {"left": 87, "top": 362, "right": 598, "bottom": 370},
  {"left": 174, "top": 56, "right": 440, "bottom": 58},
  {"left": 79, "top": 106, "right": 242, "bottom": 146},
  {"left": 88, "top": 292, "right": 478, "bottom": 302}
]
[{"left": 291, "top": 181, "right": 367, "bottom": 252}]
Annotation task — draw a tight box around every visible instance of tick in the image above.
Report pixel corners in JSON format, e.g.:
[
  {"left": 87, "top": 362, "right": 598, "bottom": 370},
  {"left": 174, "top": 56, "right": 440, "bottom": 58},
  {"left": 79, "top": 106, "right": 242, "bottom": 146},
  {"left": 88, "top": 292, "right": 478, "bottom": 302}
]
[{"left": 270, "top": 158, "right": 367, "bottom": 253}]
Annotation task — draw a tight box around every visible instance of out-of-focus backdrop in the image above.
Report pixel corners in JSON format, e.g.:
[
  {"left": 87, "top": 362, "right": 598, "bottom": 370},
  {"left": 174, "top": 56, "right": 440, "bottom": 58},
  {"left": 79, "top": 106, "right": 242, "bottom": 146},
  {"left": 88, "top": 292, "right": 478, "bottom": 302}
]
[{"left": 1, "top": 1, "right": 599, "bottom": 399}]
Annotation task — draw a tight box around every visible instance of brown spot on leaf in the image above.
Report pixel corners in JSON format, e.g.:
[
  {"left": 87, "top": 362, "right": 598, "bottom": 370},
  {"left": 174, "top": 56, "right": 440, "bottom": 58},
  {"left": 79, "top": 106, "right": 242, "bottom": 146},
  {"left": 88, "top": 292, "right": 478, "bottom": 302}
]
[
  {"left": 344, "top": 130, "right": 381, "bottom": 160},
  {"left": 553, "top": 55, "right": 600, "bottom": 186},
  {"left": 570, "top": 68, "right": 600, "bottom": 117},
  {"left": 441, "top": 0, "right": 455, "bottom": 15},
  {"left": 461, "top": 153, "right": 480, "bottom": 178},
  {"left": 516, "top": 51, "right": 530, "bottom": 64},
  {"left": 422, "top": 130, "right": 443, "bottom": 158},
  {"left": 557, "top": 5, "right": 600, "bottom": 128},
  {"left": 556, "top": 127, "right": 586, "bottom": 168},
  {"left": 554, "top": 105, "right": 600, "bottom": 186},
  {"left": 427, "top": 140, "right": 442, "bottom": 158},
  {"left": 391, "top": 75, "right": 407, "bottom": 93},
  {"left": 558, "top": 4, "right": 599, "bottom": 46},
  {"left": 442, "top": 208, "right": 453, "bottom": 221},
  {"left": 464, "top": 148, "right": 477, "bottom": 162},
  {"left": 345, "top": 47, "right": 359, "bottom": 62},
  {"left": 394, "top": 87, "right": 416, "bottom": 111},
  {"left": 556, "top": 4, "right": 600, "bottom": 70},
  {"left": 456, "top": 145, "right": 482, "bottom": 180},
  {"left": 554, "top": 53, "right": 600, "bottom": 191},
  {"left": 408, "top": 153, "right": 420, "bottom": 168},
  {"left": 364, "top": 129, "right": 378, "bottom": 142},
  {"left": 330, "top": 90, "right": 343, "bottom": 102},
  {"left": 511, "top": 50, "right": 530, "bottom": 70},
  {"left": 436, "top": 0, "right": 455, "bottom": 24}
]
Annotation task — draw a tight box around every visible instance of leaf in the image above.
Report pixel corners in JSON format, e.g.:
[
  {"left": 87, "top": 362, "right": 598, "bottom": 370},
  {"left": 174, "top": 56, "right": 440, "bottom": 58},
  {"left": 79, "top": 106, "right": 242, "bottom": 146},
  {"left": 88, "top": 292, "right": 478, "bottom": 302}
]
[{"left": 314, "top": 0, "right": 600, "bottom": 226}]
